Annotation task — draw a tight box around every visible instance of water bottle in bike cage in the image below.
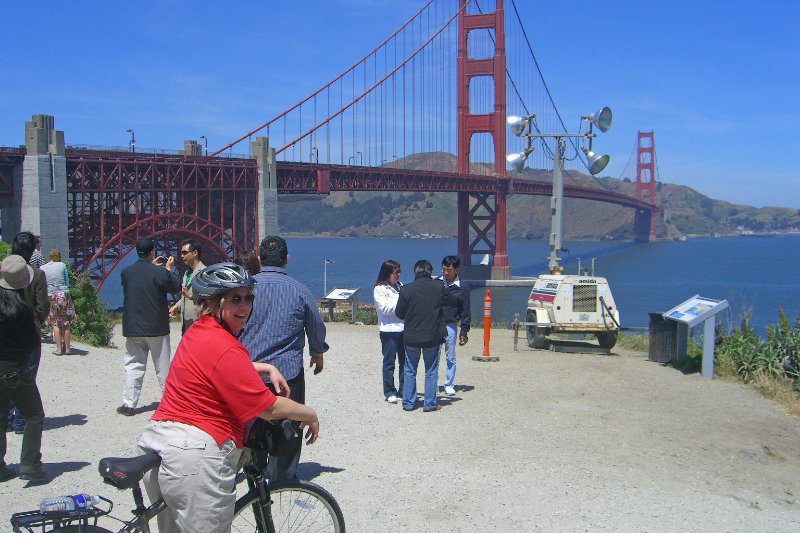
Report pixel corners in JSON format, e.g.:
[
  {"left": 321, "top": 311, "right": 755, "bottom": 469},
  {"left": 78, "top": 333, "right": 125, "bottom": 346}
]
[{"left": 39, "top": 493, "right": 101, "bottom": 513}]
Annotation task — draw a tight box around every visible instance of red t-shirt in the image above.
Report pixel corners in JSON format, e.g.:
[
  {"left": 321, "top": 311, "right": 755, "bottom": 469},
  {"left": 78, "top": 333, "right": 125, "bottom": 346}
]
[{"left": 152, "top": 314, "right": 276, "bottom": 447}]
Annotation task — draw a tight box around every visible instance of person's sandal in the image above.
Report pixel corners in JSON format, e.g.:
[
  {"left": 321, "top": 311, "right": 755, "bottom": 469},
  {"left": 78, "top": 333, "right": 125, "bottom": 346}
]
[{"left": 52, "top": 351, "right": 63, "bottom": 356}]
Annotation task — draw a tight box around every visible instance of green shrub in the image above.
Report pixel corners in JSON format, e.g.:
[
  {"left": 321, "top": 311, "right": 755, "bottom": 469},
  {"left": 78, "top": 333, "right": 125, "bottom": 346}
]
[
  {"left": 69, "top": 269, "right": 114, "bottom": 346},
  {"left": 328, "top": 307, "right": 378, "bottom": 325}
]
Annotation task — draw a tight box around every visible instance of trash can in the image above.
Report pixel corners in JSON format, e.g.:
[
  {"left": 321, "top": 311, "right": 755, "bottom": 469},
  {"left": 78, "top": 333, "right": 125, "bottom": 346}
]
[{"left": 648, "top": 312, "right": 677, "bottom": 363}]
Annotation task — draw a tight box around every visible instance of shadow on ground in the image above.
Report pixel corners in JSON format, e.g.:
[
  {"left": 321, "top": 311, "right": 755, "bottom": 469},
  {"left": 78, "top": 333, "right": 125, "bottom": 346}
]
[
  {"left": 44, "top": 414, "right": 88, "bottom": 431},
  {"left": 298, "top": 462, "right": 345, "bottom": 481}
]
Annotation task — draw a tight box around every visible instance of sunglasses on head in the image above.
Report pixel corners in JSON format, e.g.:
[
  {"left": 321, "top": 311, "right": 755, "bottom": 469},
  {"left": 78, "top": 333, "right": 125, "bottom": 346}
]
[{"left": 225, "top": 294, "right": 255, "bottom": 304}]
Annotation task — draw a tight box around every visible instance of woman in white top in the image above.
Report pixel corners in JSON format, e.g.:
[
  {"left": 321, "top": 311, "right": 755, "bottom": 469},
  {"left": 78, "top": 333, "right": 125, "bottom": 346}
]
[
  {"left": 39, "top": 249, "right": 76, "bottom": 355},
  {"left": 373, "top": 259, "right": 404, "bottom": 403}
]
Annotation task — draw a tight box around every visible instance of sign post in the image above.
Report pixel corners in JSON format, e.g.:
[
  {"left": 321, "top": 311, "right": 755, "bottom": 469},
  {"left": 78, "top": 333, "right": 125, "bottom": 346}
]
[{"left": 322, "top": 287, "right": 362, "bottom": 324}]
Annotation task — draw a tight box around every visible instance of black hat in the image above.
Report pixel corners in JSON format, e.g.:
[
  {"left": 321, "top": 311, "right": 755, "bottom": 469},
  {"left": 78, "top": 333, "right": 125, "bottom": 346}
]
[{"left": 136, "top": 237, "right": 154, "bottom": 255}]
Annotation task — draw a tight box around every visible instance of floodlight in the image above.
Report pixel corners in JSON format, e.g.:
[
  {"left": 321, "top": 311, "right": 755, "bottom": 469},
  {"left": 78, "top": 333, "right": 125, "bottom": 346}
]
[
  {"left": 583, "top": 148, "right": 610, "bottom": 175},
  {"left": 506, "top": 146, "right": 534, "bottom": 172},
  {"left": 507, "top": 115, "right": 530, "bottom": 137},
  {"left": 586, "top": 107, "right": 612, "bottom": 133},
  {"left": 506, "top": 151, "right": 527, "bottom": 172}
]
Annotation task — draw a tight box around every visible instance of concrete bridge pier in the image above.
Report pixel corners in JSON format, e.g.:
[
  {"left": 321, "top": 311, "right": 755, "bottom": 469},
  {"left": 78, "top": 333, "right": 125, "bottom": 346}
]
[
  {"left": 252, "top": 136, "right": 278, "bottom": 243},
  {"left": 2, "top": 114, "right": 69, "bottom": 258}
]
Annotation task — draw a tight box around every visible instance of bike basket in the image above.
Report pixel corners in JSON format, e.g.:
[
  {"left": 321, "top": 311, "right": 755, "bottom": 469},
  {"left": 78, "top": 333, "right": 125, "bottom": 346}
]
[{"left": 10, "top": 496, "right": 113, "bottom": 533}]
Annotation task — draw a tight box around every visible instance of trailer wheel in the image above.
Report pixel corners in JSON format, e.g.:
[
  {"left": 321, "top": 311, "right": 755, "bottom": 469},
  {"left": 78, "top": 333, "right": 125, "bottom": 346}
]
[
  {"left": 596, "top": 330, "right": 618, "bottom": 349},
  {"left": 526, "top": 311, "right": 547, "bottom": 349}
]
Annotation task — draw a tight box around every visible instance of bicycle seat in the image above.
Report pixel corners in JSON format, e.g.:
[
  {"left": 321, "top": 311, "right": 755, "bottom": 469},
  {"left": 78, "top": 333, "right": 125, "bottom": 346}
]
[{"left": 99, "top": 452, "right": 161, "bottom": 490}]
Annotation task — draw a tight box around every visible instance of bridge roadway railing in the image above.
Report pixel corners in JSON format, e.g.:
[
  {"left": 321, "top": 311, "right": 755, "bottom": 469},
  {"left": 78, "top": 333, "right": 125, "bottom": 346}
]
[{"left": 275, "top": 161, "right": 656, "bottom": 212}]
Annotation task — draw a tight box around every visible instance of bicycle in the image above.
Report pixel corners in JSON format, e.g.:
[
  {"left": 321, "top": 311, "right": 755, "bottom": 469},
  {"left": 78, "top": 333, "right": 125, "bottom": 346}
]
[{"left": 11, "top": 449, "right": 345, "bottom": 533}]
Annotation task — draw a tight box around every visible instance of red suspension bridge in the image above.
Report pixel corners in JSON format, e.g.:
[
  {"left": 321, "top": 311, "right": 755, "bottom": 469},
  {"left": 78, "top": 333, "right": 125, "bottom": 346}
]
[{"left": 0, "top": 0, "right": 656, "bottom": 287}]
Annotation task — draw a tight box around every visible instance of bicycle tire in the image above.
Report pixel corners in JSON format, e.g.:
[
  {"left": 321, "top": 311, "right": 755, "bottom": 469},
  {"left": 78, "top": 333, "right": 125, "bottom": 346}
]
[
  {"left": 231, "top": 479, "right": 345, "bottom": 533},
  {"left": 52, "top": 526, "right": 115, "bottom": 532}
]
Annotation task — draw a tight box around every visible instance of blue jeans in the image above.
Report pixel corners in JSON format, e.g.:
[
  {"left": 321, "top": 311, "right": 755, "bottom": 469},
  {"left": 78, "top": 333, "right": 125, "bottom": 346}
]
[
  {"left": 379, "top": 331, "right": 405, "bottom": 398},
  {"left": 402, "top": 344, "right": 441, "bottom": 410},
  {"left": 8, "top": 347, "right": 40, "bottom": 432},
  {"left": 443, "top": 323, "right": 457, "bottom": 388}
]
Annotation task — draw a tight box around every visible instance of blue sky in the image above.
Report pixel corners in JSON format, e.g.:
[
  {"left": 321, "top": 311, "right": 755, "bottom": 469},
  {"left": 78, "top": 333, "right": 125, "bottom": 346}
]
[{"left": 1, "top": 1, "right": 797, "bottom": 208}]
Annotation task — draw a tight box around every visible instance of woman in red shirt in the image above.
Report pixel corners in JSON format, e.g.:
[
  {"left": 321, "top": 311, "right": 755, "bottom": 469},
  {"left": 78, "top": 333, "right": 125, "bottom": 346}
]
[{"left": 137, "top": 263, "right": 319, "bottom": 533}]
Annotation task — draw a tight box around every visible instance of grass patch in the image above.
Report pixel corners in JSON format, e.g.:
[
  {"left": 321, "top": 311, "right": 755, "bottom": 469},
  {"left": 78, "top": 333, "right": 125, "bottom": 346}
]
[
  {"left": 750, "top": 372, "right": 800, "bottom": 418},
  {"left": 616, "top": 332, "right": 648, "bottom": 352}
]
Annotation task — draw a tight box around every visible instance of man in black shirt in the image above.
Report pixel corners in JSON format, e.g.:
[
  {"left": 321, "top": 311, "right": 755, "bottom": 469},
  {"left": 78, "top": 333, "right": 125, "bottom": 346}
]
[
  {"left": 118, "top": 237, "right": 180, "bottom": 416},
  {"left": 395, "top": 259, "right": 457, "bottom": 412}
]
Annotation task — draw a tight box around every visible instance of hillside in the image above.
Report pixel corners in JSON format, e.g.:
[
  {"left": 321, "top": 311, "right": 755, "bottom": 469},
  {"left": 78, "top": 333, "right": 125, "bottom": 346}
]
[{"left": 278, "top": 153, "right": 800, "bottom": 239}]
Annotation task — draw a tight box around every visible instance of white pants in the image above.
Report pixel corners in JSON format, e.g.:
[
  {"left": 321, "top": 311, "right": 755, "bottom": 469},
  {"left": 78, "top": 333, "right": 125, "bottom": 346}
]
[
  {"left": 122, "top": 335, "right": 171, "bottom": 408},
  {"left": 138, "top": 420, "right": 242, "bottom": 533}
]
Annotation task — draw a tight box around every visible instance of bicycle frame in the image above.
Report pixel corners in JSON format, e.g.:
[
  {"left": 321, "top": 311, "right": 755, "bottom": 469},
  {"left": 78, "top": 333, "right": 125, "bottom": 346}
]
[{"left": 111, "top": 465, "right": 272, "bottom": 533}]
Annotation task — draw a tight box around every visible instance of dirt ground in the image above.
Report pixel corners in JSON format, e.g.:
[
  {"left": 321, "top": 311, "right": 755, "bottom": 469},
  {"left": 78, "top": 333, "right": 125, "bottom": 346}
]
[{"left": 2, "top": 322, "right": 800, "bottom": 532}]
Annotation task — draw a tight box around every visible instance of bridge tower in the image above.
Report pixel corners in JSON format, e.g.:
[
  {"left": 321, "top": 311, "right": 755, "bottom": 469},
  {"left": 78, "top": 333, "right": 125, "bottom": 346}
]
[
  {"left": 634, "top": 131, "right": 656, "bottom": 241},
  {"left": 457, "top": 0, "right": 510, "bottom": 279},
  {"left": 2, "top": 114, "right": 70, "bottom": 257}
]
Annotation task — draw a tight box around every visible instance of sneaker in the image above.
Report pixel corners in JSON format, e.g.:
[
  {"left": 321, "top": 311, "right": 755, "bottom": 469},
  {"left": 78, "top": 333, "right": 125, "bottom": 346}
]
[
  {"left": 423, "top": 405, "right": 442, "bottom": 412},
  {"left": 0, "top": 466, "right": 17, "bottom": 482},
  {"left": 116, "top": 405, "right": 136, "bottom": 416},
  {"left": 444, "top": 385, "right": 456, "bottom": 396},
  {"left": 19, "top": 469, "right": 48, "bottom": 482},
  {"left": 385, "top": 395, "right": 398, "bottom": 404}
]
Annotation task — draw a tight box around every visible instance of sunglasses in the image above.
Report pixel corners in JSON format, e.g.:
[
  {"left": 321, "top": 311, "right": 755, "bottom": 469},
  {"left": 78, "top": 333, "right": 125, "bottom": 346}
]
[
  {"left": 225, "top": 294, "right": 255, "bottom": 305},
  {"left": 179, "top": 249, "right": 194, "bottom": 255},
  {"left": 393, "top": 270, "right": 401, "bottom": 274}
]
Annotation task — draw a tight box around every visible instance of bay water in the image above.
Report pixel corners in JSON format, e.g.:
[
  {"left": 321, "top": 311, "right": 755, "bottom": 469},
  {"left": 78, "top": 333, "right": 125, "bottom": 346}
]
[{"left": 98, "top": 235, "right": 800, "bottom": 334}]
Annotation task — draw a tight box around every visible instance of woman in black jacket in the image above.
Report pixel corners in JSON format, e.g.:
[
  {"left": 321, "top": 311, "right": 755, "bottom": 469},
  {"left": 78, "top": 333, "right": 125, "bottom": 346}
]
[{"left": 0, "top": 255, "right": 46, "bottom": 482}]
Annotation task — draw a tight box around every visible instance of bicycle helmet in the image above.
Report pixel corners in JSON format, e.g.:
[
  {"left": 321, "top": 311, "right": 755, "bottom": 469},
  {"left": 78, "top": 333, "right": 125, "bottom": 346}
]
[{"left": 191, "top": 262, "right": 254, "bottom": 299}]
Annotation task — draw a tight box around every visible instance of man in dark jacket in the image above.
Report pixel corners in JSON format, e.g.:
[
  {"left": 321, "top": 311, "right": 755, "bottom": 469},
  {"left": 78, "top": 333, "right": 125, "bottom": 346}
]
[
  {"left": 439, "top": 255, "right": 471, "bottom": 397},
  {"left": 395, "top": 259, "right": 457, "bottom": 412},
  {"left": 118, "top": 237, "right": 180, "bottom": 416}
]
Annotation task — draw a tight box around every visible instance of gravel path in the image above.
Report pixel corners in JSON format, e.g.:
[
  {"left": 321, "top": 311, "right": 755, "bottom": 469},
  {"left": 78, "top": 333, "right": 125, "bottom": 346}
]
[{"left": 2, "top": 322, "right": 800, "bottom": 531}]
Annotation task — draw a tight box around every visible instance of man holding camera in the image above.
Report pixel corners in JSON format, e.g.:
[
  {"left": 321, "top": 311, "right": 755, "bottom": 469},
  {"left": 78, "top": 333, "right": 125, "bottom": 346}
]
[{"left": 118, "top": 237, "right": 180, "bottom": 416}]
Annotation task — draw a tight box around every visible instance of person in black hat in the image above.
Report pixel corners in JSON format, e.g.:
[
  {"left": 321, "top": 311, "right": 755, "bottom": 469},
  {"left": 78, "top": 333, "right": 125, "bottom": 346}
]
[
  {"left": 117, "top": 237, "right": 180, "bottom": 416},
  {"left": 0, "top": 255, "right": 47, "bottom": 482},
  {"left": 6, "top": 231, "right": 49, "bottom": 434}
]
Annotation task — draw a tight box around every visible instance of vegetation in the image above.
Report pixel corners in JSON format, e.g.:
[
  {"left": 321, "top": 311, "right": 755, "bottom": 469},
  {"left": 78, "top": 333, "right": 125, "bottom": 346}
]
[
  {"left": 2, "top": 239, "right": 114, "bottom": 346},
  {"left": 280, "top": 192, "right": 426, "bottom": 234},
  {"left": 68, "top": 269, "right": 114, "bottom": 347},
  {"left": 615, "top": 332, "right": 648, "bottom": 352},
  {"left": 324, "top": 305, "right": 378, "bottom": 325}
]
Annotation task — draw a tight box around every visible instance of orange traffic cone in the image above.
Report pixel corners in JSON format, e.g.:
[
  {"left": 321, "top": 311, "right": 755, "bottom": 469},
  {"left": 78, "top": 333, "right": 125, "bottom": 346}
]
[{"left": 472, "top": 289, "right": 499, "bottom": 362}]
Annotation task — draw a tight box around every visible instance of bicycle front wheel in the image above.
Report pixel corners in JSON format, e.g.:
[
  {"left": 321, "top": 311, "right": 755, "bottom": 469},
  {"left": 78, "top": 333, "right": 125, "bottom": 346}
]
[{"left": 232, "top": 479, "right": 345, "bottom": 533}]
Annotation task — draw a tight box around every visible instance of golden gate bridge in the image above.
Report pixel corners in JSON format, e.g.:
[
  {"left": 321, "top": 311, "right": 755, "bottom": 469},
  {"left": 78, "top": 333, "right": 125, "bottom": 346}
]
[{"left": 0, "top": 0, "right": 656, "bottom": 287}]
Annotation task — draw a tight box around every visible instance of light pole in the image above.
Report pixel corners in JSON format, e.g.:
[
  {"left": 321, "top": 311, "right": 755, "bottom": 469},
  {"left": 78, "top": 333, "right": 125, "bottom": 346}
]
[
  {"left": 506, "top": 107, "right": 612, "bottom": 274},
  {"left": 323, "top": 258, "right": 334, "bottom": 296},
  {"left": 126, "top": 129, "right": 135, "bottom": 153},
  {"left": 199, "top": 135, "right": 208, "bottom": 156}
]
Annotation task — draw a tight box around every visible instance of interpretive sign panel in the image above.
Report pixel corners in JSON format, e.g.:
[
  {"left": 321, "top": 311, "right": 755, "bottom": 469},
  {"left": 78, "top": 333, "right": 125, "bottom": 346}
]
[
  {"left": 663, "top": 295, "right": 729, "bottom": 380},
  {"left": 324, "top": 288, "right": 361, "bottom": 301},
  {"left": 663, "top": 295, "right": 728, "bottom": 329},
  {"left": 322, "top": 287, "right": 362, "bottom": 324}
]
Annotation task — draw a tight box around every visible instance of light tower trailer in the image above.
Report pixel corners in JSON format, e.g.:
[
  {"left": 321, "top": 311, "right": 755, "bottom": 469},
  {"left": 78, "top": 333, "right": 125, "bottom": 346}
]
[{"left": 525, "top": 273, "right": 620, "bottom": 350}]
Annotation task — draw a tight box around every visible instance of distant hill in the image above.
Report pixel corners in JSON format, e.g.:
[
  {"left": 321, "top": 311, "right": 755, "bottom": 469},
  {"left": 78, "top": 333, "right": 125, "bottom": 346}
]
[{"left": 278, "top": 153, "right": 800, "bottom": 239}]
